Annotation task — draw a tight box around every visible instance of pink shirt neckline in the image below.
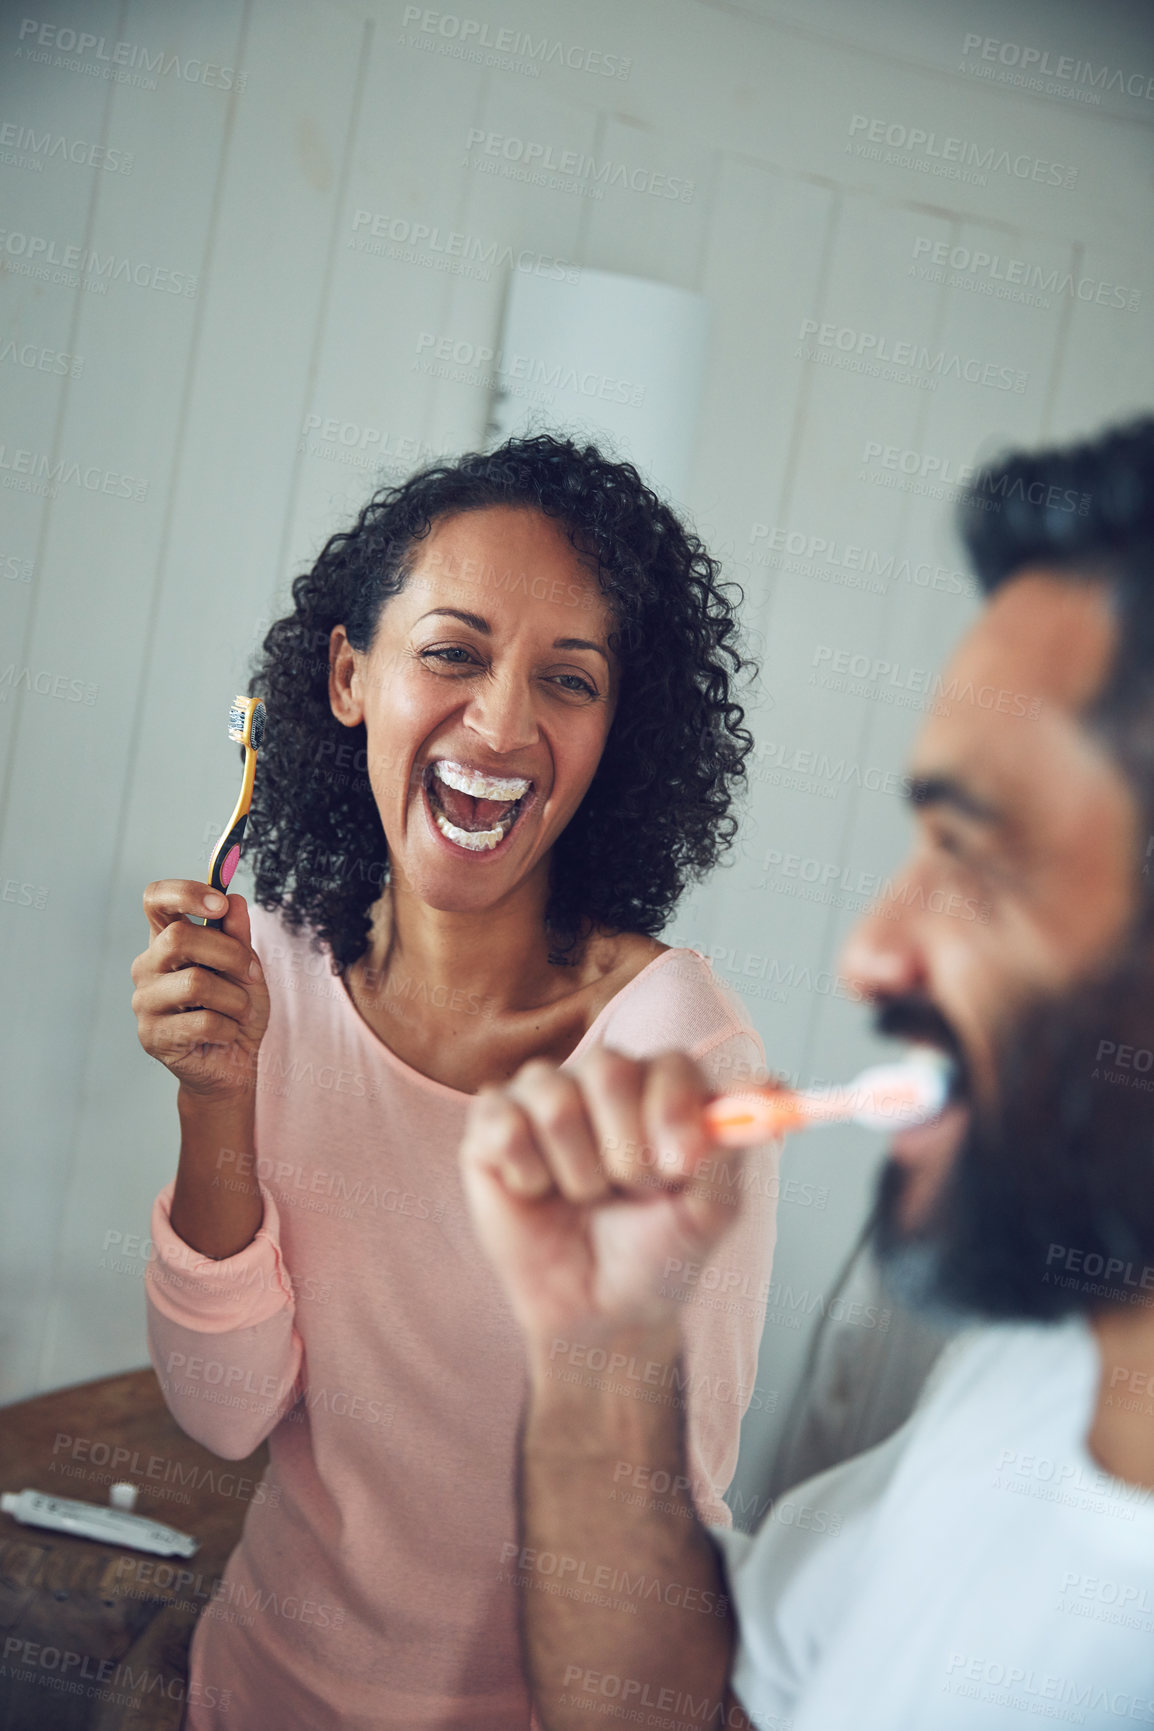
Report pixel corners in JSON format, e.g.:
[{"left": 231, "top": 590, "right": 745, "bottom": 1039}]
[{"left": 329, "top": 943, "right": 704, "bottom": 1102}]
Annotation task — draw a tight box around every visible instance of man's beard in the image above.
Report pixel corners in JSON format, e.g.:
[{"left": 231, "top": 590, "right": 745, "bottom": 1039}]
[{"left": 870, "top": 932, "right": 1154, "bottom": 1325}]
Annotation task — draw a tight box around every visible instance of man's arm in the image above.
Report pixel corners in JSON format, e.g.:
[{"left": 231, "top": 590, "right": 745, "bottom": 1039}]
[
  {"left": 521, "top": 1320, "right": 751, "bottom": 1729},
  {"left": 461, "top": 1048, "right": 763, "bottom": 1731}
]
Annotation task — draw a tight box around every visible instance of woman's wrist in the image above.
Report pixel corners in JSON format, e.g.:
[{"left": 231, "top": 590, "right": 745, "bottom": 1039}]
[
  {"left": 177, "top": 1081, "right": 254, "bottom": 1137},
  {"left": 176, "top": 1071, "right": 256, "bottom": 1109},
  {"left": 171, "top": 1085, "right": 262, "bottom": 1257}
]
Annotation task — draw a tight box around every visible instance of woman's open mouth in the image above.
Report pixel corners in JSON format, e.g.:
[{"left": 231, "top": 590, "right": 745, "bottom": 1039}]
[{"left": 423, "top": 759, "right": 533, "bottom": 853}]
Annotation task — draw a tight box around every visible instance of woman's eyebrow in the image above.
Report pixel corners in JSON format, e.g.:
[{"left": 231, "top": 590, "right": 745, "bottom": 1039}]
[
  {"left": 416, "top": 609, "right": 609, "bottom": 665},
  {"left": 554, "top": 637, "right": 609, "bottom": 663},
  {"left": 417, "top": 607, "right": 490, "bottom": 632}
]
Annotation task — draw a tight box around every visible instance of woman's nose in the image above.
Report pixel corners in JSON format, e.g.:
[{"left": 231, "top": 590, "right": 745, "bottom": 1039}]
[{"left": 464, "top": 675, "right": 539, "bottom": 756}]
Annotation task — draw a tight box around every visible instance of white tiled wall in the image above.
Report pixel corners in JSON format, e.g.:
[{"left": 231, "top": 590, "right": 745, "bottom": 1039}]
[{"left": 1, "top": 0, "right": 1152, "bottom": 1507}]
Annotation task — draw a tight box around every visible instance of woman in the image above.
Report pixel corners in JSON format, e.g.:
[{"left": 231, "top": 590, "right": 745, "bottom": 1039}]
[{"left": 131, "top": 435, "right": 779, "bottom": 1729}]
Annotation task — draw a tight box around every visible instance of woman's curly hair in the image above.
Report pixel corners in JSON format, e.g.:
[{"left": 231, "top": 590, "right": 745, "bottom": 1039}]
[{"left": 244, "top": 433, "right": 754, "bottom": 971}]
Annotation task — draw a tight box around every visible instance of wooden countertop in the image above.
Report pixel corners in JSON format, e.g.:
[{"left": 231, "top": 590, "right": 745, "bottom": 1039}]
[{"left": 0, "top": 1368, "right": 267, "bottom": 1730}]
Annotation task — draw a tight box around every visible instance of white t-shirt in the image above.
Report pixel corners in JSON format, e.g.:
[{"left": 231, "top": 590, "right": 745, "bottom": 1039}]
[{"left": 710, "top": 1317, "right": 1154, "bottom": 1729}]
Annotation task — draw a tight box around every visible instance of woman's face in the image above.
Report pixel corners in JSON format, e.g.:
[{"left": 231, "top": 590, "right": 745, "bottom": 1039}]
[{"left": 329, "top": 505, "right": 619, "bottom": 916}]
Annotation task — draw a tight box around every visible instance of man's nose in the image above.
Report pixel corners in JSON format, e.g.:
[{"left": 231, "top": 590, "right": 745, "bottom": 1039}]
[{"left": 840, "top": 868, "right": 927, "bottom": 1003}]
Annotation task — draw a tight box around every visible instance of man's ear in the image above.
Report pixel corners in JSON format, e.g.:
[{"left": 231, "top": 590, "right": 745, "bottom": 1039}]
[{"left": 329, "top": 625, "right": 363, "bottom": 726}]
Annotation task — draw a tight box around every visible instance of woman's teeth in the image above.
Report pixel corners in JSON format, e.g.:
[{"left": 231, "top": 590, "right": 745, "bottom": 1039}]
[
  {"left": 433, "top": 810, "right": 510, "bottom": 852},
  {"left": 433, "top": 760, "right": 531, "bottom": 802},
  {"left": 426, "top": 760, "right": 531, "bottom": 852}
]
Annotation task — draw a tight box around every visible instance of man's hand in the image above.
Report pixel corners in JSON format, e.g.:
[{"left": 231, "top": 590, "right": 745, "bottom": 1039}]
[
  {"left": 460, "top": 1047, "right": 747, "bottom": 1348},
  {"left": 462, "top": 1047, "right": 758, "bottom": 1731}
]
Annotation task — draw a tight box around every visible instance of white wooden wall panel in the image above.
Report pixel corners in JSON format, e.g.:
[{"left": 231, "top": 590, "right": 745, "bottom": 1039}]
[{"left": 38, "top": 0, "right": 369, "bottom": 1392}]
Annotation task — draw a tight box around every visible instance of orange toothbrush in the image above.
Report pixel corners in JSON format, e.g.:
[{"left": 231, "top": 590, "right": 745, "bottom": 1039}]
[{"left": 704, "top": 1050, "right": 953, "bottom": 1147}]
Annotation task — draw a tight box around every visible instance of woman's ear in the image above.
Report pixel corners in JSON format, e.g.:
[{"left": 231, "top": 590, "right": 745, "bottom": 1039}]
[{"left": 329, "top": 625, "right": 364, "bottom": 726}]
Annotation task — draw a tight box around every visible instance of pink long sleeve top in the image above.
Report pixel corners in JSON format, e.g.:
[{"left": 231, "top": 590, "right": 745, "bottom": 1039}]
[{"left": 145, "top": 903, "right": 779, "bottom": 1730}]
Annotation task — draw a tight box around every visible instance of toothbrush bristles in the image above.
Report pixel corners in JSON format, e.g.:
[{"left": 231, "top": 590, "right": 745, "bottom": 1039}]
[{"left": 227, "top": 697, "right": 248, "bottom": 744}]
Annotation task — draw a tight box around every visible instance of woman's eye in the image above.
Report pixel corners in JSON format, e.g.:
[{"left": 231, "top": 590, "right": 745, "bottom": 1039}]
[
  {"left": 551, "top": 673, "right": 597, "bottom": 697},
  {"left": 418, "top": 648, "right": 596, "bottom": 696}
]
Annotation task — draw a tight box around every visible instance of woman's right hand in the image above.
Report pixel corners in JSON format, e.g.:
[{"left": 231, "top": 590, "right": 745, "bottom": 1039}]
[{"left": 131, "top": 881, "right": 271, "bottom": 1100}]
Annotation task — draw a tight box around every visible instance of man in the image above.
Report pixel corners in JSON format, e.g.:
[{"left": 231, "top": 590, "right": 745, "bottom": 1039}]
[{"left": 460, "top": 419, "right": 1154, "bottom": 1729}]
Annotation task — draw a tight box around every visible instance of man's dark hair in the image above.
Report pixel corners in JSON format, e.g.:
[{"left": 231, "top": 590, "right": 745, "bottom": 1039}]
[
  {"left": 243, "top": 433, "right": 753, "bottom": 970},
  {"left": 958, "top": 414, "right": 1154, "bottom": 841},
  {"left": 958, "top": 416, "right": 1154, "bottom": 598}
]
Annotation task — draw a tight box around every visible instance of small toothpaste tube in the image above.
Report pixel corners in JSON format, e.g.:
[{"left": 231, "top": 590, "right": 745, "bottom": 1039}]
[{"left": 1, "top": 1489, "right": 198, "bottom": 1557}]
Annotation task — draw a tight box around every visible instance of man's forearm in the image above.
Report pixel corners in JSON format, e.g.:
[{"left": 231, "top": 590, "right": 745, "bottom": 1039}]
[{"left": 520, "top": 1319, "right": 745, "bottom": 1731}]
